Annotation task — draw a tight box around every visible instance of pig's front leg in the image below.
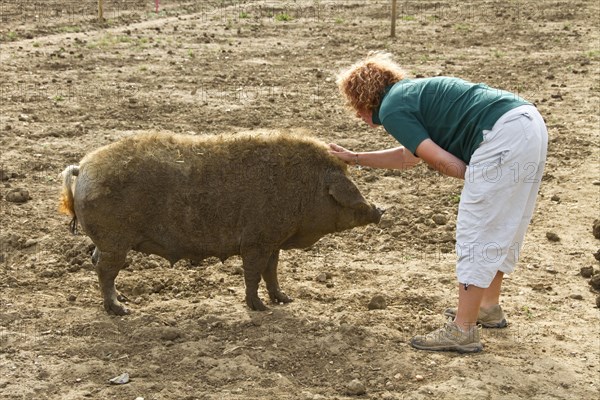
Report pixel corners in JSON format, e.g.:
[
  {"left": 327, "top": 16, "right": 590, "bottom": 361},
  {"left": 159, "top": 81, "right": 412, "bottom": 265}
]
[
  {"left": 262, "top": 249, "right": 293, "bottom": 305},
  {"left": 241, "top": 248, "right": 270, "bottom": 311}
]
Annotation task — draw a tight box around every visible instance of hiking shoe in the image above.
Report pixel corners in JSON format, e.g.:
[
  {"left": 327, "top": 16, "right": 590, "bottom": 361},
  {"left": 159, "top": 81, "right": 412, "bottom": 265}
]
[
  {"left": 410, "top": 320, "right": 483, "bottom": 353},
  {"left": 443, "top": 304, "right": 508, "bottom": 328}
]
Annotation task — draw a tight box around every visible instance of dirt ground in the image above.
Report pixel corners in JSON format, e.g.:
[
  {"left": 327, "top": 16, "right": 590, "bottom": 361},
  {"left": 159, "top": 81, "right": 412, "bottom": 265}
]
[{"left": 1, "top": 1, "right": 599, "bottom": 399}]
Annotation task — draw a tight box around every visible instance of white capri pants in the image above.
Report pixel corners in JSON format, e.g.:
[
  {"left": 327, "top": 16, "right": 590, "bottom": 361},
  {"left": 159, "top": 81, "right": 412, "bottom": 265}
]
[{"left": 456, "top": 105, "right": 548, "bottom": 288}]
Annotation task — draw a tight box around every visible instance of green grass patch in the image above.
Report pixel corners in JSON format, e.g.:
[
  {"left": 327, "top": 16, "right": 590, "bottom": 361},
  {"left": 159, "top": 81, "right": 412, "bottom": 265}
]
[{"left": 275, "top": 13, "right": 292, "bottom": 22}]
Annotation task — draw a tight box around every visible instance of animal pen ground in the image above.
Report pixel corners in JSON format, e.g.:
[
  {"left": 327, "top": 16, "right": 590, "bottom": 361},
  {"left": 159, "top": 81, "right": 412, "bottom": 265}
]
[{"left": 0, "top": 1, "right": 599, "bottom": 399}]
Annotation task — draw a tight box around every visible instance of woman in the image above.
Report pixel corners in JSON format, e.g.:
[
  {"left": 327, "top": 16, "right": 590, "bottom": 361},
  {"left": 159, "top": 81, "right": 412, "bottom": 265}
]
[{"left": 329, "top": 52, "right": 548, "bottom": 353}]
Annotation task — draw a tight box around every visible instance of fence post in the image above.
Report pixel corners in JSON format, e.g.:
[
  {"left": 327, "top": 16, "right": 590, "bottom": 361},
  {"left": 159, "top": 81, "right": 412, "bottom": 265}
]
[
  {"left": 98, "top": 0, "right": 104, "bottom": 20},
  {"left": 391, "top": 0, "right": 397, "bottom": 37}
]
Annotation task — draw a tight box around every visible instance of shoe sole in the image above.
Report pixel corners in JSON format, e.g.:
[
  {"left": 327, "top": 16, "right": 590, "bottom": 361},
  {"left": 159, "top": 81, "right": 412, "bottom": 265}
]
[
  {"left": 443, "top": 311, "right": 508, "bottom": 329},
  {"left": 410, "top": 341, "right": 484, "bottom": 353}
]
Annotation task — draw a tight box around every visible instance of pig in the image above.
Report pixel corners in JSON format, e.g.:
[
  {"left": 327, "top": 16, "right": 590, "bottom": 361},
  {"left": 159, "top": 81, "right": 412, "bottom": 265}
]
[{"left": 59, "top": 131, "right": 382, "bottom": 315}]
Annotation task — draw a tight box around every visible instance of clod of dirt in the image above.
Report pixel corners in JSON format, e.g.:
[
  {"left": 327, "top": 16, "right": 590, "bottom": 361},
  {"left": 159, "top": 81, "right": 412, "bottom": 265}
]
[
  {"left": 316, "top": 272, "right": 332, "bottom": 283},
  {"left": 368, "top": 295, "right": 387, "bottom": 310},
  {"left": 432, "top": 214, "right": 448, "bottom": 225},
  {"left": 5, "top": 188, "right": 30, "bottom": 203},
  {"left": 546, "top": 232, "right": 560, "bottom": 242},
  {"left": 545, "top": 266, "right": 558, "bottom": 274},
  {"left": 551, "top": 194, "right": 561, "bottom": 202},
  {"left": 18, "top": 113, "right": 30, "bottom": 122},
  {"left": 66, "top": 294, "right": 77, "bottom": 302},
  {"left": 593, "top": 219, "right": 600, "bottom": 239},
  {"left": 589, "top": 274, "right": 600, "bottom": 291},
  {"left": 569, "top": 294, "right": 583, "bottom": 300},
  {"left": 580, "top": 266, "right": 594, "bottom": 278},
  {"left": 531, "top": 283, "right": 553, "bottom": 292},
  {"left": 594, "top": 249, "right": 600, "bottom": 262},
  {"left": 596, "top": 296, "right": 600, "bottom": 308},
  {"left": 0, "top": 169, "right": 8, "bottom": 181},
  {"left": 159, "top": 327, "right": 182, "bottom": 341},
  {"left": 346, "top": 379, "right": 366, "bottom": 396}
]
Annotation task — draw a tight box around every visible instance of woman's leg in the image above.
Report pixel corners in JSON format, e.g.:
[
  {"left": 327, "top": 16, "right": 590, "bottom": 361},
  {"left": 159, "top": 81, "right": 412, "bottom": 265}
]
[
  {"left": 454, "top": 284, "right": 485, "bottom": 331},
  {"left": 481, "top": 271, "right": 504, "bottom": 308}
]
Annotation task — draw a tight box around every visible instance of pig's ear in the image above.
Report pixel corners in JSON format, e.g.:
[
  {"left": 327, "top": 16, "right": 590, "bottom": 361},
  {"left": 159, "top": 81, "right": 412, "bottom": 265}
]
[{"left": 326, "top": 170, "right": 367, "bottom": 209}]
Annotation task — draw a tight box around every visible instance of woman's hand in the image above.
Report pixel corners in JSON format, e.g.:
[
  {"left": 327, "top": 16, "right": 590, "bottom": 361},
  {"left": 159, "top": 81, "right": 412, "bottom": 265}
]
[{"left": 328, "top": 143, "right": 358, "bottom": 165}]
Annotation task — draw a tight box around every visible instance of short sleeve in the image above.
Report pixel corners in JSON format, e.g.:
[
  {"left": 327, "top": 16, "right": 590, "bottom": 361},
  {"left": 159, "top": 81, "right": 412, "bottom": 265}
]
[{"left": 381, "top": 111, "right": 430, "bottom": 155}]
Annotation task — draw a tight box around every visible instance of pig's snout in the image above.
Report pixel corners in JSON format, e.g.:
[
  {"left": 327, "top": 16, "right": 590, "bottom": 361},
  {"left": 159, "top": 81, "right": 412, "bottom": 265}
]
[
  {"left": 371, "top": 205, "right": 385, "bottom": 224},
  {"left": 369, "top": 204, "right": 385, "bottom": 224}
]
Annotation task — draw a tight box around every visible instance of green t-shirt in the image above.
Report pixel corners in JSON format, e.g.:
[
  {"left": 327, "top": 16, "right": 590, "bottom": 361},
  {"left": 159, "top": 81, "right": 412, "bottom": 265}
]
[{"left": 372, "top": 77, "right": 531, "bottom": 163}]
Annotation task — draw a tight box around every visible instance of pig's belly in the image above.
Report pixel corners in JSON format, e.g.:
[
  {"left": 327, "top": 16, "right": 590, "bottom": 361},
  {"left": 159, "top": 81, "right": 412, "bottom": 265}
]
[{"left": 133, "top": 235, "right": 240, "bottom": 264}]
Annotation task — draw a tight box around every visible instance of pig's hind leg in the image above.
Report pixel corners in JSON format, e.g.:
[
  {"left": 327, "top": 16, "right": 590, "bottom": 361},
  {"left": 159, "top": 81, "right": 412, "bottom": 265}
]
[
  {"left": 262, "top": 250, "right": 293, "bottom": 305},
  {"left": 93, "top": 248, "right": 130, "bottom": 315}
]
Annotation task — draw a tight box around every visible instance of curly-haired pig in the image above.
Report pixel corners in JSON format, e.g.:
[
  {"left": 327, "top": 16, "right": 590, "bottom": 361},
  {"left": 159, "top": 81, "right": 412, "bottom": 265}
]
[{"left": 59, "top": 131, "right": 383, "bottom": 315}]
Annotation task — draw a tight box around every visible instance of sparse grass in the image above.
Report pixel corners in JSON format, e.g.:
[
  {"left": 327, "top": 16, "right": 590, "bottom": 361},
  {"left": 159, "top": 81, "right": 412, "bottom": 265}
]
[
  {"left": 187, "top": 49, "right": 195, "bottom": 58},
  {"left": 401, "top": 15, "right": 415, "bottom": 21},
  {"left": 454, "top": 23, "right": 471, "bottom": 32},
  {"left": 139, "top": 66, "right": 148, "bottom": 72},
  {"left": 521, "top": 306, "right": 534, "bottom": 319},
  {"left": 6, "top": 31, "right": 18, "bottom": 41},
  {"left": 32, "top": 42, "right": 40, "bottom": 48},
  {"left": 493, "top": 50, "right": 506, "bottom": 58},
  {"left": 53, "top": 95, "right": 64, "bottom": 102},
  {"left": 585, "top": 49, "right": 600, "bottom": 60},
  {"left": 87, "top": 34, "right": 138, "bottom": 49},
  {"left": 275, "top": 13, "right": 292, "bottom": 22},
  {"left": 239, "top": 11, "right": 250, "bottom": 19},
  {"left": 335, "top": 18, "right": 344, "bottom": 24},
  {"left": 59, "top": 25, "right": 81, "bottom": 33}
]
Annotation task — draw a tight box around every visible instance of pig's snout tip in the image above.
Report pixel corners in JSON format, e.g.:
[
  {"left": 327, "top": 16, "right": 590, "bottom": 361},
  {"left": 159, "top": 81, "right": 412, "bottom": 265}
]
[{"left": 373, "top": 206, "right": 385, "bottom": 223}]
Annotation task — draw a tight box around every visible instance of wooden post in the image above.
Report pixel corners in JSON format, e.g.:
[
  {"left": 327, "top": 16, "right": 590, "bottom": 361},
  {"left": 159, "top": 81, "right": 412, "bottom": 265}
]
[
  {"left": 98, "top": 0, "right": 104, "bottom": 20},
  {"left": 390, "top": 0, "right": 397, "bottom": 37}
]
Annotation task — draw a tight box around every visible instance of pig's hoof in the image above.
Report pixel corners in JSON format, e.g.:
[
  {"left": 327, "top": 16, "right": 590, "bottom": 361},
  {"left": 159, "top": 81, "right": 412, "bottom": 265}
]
[
  {"left": 117, "top": 292, "right": 130, "bottom": 303},
  {"left": 269, "top": 291, "right": 293, "bottom": 304},
  {"left": 246, "top": 295, "right": 268, "bottom": 311},
  {"left": 104, "top": 301, "right": 130, "bottom": 316}
]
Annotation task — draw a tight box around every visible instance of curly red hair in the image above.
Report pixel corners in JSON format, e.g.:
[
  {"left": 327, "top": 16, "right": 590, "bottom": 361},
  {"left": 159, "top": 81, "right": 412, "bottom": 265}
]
[{"left": 336, "top": 52, "right": 406, "bottom": 113}]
